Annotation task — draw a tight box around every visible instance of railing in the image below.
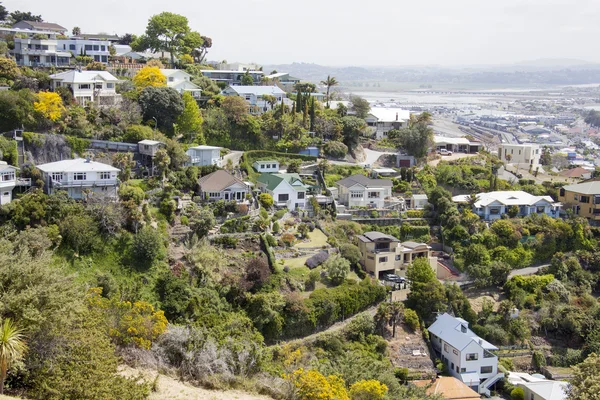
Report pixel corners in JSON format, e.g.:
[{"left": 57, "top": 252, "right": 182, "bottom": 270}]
[
  {"left": 16, "top": 178, "right": 32, "bottom": 186},
  {"left": 52, "top": 179, "right": 118, "bottom": 187}
]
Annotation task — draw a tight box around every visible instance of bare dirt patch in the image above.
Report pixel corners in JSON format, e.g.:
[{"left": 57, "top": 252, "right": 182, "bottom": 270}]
[
  {"left": 387, "top": 324, "right": 436, "bottom": 379},
  {"left": 464, "top": 287, "right": 505, "bottom": 313}
]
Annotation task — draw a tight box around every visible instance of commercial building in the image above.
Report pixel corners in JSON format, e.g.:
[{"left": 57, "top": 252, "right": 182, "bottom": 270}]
[
  {"left": 453, "top": 190, "right": 560, "bottom": 221},
  {"left": 335, "top": 174, "right": 393, "bottom": 209},
  {"left": 559, "top": 181, "right": 600, "bottom": 224},
  {"left": 49, "top": 70, "right": 121, "bottom": 106},
  {"left": 497, "top": 143, "right": 541, "bottom": 167}
]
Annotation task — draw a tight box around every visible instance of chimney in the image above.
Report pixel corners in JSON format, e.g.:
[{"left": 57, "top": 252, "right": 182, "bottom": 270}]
[
  {"left": 85, "top": 155, "right": 91, "bottom": 163},
  {"left": 396, "top": 112, "right": 398, "bottom": 121}
]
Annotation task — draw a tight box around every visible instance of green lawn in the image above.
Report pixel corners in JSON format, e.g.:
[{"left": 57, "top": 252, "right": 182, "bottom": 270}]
[{"left": 295, "top": 229, "right": 329, "bottom": 249}]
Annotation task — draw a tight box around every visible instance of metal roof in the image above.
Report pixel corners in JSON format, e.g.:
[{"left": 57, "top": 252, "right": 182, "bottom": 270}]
[
  {"left": 138, "top": 140, "right": 161, "bottom": 146},
  {"left": 49, "top": 70, "right": 120, "bottom": 83},
  {"left": 562, "top": 181, "right": 600, "bottom": 195},
  {"left": 362, "top": 231, "right": 400, "bottom": 242},
  {"left": 224, "top": 85, "right": 285, "bottom": 96},
  {"left": 256, "top": 173, "right": 307, "bottom": 192},
  {"left": 452, "top": 191, "right": 556, "bottom": 207},
  {"left": 188, "top": 145, "right": 221, "bottom": 150},
  {"left": 336, "top": 174, "right": 393, "bottom": 188},
  {"left": 37, "top": 158, "right": 119, "bottom": 173},
  {"left": 428, "top": 313, "right": 498, "bottom": 352}
]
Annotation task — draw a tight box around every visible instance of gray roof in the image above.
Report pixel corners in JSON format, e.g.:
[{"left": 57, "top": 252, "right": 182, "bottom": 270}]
[
  {"left": 359, "top": 231, "right": 400, "bottom": 242},
  {"left": 428, "top": 313, "right": 498, "bottom": 352},
  {"left": 14, "top": 20, "right": 67, "bottom": 31},
  {"left": 336, "top": 174, "right": 393, "bottom": 188},
  {"left": 401, "top": 241, "right": 430, "bottom": 249},
  {"left": 50, "top": 70, "right": 119, "bottom": 84},
  {"left": 563, "top": 181, "right": 600, "bottom": 195}
]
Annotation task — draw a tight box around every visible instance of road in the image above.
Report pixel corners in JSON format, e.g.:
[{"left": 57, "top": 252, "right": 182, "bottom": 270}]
[{"left": 508, "top": 264, "right": 549, "bottom": 279}]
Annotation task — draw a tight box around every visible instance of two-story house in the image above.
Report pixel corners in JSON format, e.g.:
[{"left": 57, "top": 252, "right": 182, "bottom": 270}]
[
  {"left": 37, "top": 158, "right": 120, "bottom": 200},
  {"left": 497, "top": 144, "right": 541, "bottom": 168},
  {"left": 0, "top": 162, "right": 19, "bottom": 205},
  {"left": 256, "top": 173, "right": 307, "bottom": 210},
  {"left": 221, "top": 85, "right": 290, "bottom": 115},
  {"left": 160, "top": 69, "right": 202, "bottom": 98},
  {"left": 264, "top": 72, "right": 301, "bottom": 92},
  {"left": 356, "top": 231, "right": 434, "bottom": 278},
  {"left": 201, "top": 69, "right": 264, "bottom": 86},
  {"left": 49, "top": 70, "right": 121, "bottom": 106},
  {"left": 335, "top": 174, "right": 393, "bottom": 209},
  {"left": 12, "top": 20, "right": 67, "bottom": 34},
  {"left": 365, "top": 108, "right": 411, "bottom": 140},
  {"left": 58, "top": 38, "right": 111, "bottom": 63},
  {"left": 559, "top": 181, "right": 600, "bottom": 225},
  {"left": 186, "top": 145, "right": 222, "bottom": 167},
  {"left": 428, "top": 313, "right": 502, "bottom": 396},
  {"left": 253, "top": 160, "right": 279, "bottom": 173},
  {"left": 452, "top": 191, "right": 560, "bottom": 221},
  {"left": 197, "top": 170, "right": 249, "bottom": 202},
  {"left": 6, "top": 27, "right": 71, "bottom": 67}
]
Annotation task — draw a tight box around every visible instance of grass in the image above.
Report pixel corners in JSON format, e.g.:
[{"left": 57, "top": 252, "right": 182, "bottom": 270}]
[
  {"left": 295, "top": 229, "right": 329, "bottom": 249},
  {"left": 283, "top": 256, "right": 310, "bottom": 270}
]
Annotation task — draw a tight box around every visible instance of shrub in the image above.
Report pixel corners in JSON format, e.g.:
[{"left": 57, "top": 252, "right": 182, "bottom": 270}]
[
  {"left": 394, "top": 367, "right": 409, "bottom": 383},
  {"left": 339, "top": 243, "right": 361, "bottom": 265},
  {"left": 211, "top": 235, "right": 238, "bottom": 248},
  {"left": 131, "top": 226, "right": 165, "bottom": 268},
  {"left": 281, "top": 232, "right": 296, "bottom": 247},
  {"left": 265, "top": 233, "right": 277, "bottom": 247},
  {"left": 259, "top": 193, "right": 274, "bottom": 209},
  {"left": 510, "top": 387, "right": 525, "bottom": 400},
  {"left": 273, "top": 209, "right": 287, "bottom": 220},
  {"left": 322, "top": 254, "right": 350, "bottom": 286},
  {"left": 119, "top": 184, "right": 145, "bottom": 205},
  {"left": 403, "top": 308, "right": 419, "bottom": 331},
  {"left": 272, "top": 221, "right": 281, "bottom": 233},
  {"left": 345, "top": 313, "right": 374, "bottom": 341},
  {"left": 349, "top": 379, "right": 388, "bottom": 400},
  {"left": 323, "top": 141, "right": 348, "bottom": 159},
  {"left": 306, "top": 269, "right": 321, "bottom": 290},
  {"left": 180, "top": 215, "right": 189, "bottom": 225}
]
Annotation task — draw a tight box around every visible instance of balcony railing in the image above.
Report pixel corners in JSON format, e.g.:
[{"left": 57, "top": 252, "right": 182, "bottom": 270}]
[{"left": 51, "top": 179, "right": 118, "bottom": 188}]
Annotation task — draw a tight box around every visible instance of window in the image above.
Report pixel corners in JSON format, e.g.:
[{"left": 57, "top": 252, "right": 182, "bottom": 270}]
[
  {"left": 51, "top": 173, "right": 63, "bottom": 182},
  {"left": 581, "top": 196, "right": 590, "bottom": 203},
  {"left": 466, "top": 353, "right": 478, "bottom": 361},
  {"left": 101, "top": 55, "right": 107, "bottom": 62},
  {"left": 106, "top": 83, "right": 114, "bottom": 89},
  {"left": 69, "top": 44, "right": 76, "bottom": 50},
  {"left": 480, "top": 366, "right": 493, "bottom": 374},
  {"left": 456, "top": 366, "right": 459, "bottom": 373},
  {"left": 368, "top": 191, "right": 380, "bottom": 198},
  {"left": 453, "top": 349, "right": 459, "bottom": 355},
  {"left": 209, "top": 192, "right": 220, "bottom": 198},
  {"left": 2, "top": 192, "right": 9, "bottom": 196},
  {"left": 278, "top": 194, "right": 289, "bottom": 202},
  {"left": 378, "top": 256, "right": 387, "bottom": 263},
  {"left": 260, "top": 164, "right": 265, "bottom": 169},
  {"left": 461, "top": 325, "right": 467, "bottom": 333},
  {"left": 85, "top": 44, "right": 93, "bottom": 51},
  {"left": 100, "top": 45, "right": 106, "bottom": 51},
  {"left": 297, "top": 192, "right": 305, "bottom": 199},
  {"left": 351, "top": 191, "right": 362, "bottom": 198},
  {"left": 395, "top": 255, "right": 401, "bottom": 261},
  {"left": 99, "top": 172, "right": 111, "bottom": 180},
  {"left": 79, "top": 84, "right": 91, "bottom": 89},
  {"left": 443, "top": 344, "right": 448, "bottom": 353},
  {"left": 93, "top": 45, "right": 99, "bottom": 51},
  {"left": 94, "top": 55, "right": 100, "bottom": 61},
  {"left": 559, "top": 188, "right": 565, "bottom": 196},
  {"left": 536, "top": 206, "right": 545, "bottom": 213},
  {"left": 1, "top": 172, "right": 14, "bottom": 181},
  {"left": 73, "top": 172, "right": 86, "bottom": 181},
  {"left": 95, "top": 83, "right": 102, "bottom": 89},
  {"left": 460, "top": 368, "right": 466, "bottom": 373},
  {"left": 451, "top": 362, "right": 454, "bottom": 370},
  {"left": 168, "top": 77, "right": 174, "bottom": 82}
]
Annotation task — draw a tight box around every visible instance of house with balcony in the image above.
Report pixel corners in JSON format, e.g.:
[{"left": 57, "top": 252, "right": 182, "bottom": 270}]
[
  {"left": 37, "top": 158, "right": 120, "bottom": 200},
  {"left": 201, "top": 69, "right": 264, "bottom": 86},
  {"left": 12, "top": 20, "right": 67, "bottom": 34},
  {"left": 49, "top": 70, "right": 121, "bottom": 106},
  {"left": 160, "top": 69, "right": 202, "bottom": 98},
  {"left": 365, "top": 108, "right": 411, "bottom": 140},
  {"left": 559, "top": 181, "right": 600, "bottom": 225},
  {"left": 197, "top": 170, "right": 249, "bottom": 202},
  {"left": 256, "top": 173, "right": 308, "bottom": 210},
  {"left": 6, "top": 27, "right": 71, "bottom": 67},
  {"left": 186, "top": 145, "right": 222, "bottom": 167},
  {"left": 0, "top": 162, "right": 19, "bottom": 205},
  {"left": 428, "top": 313, "right": 502, "bottom": 396},
  {"left": 356, "top": 231, "right": 434, "bottom": 279},
  {"left": 452, "top": 190, "right": 560, "bottom": 220},
  {"left": 335, "top": 174, "right": 393, "bottom": 209},
  {"left": 253, "top": 160, "right": 279, "bottom": 173},
  {"left": 58, "top": 38, "right": 111, "bottom": 63},
  {"left": 221, "top": 85, "right": 289, "bottom": 115}
]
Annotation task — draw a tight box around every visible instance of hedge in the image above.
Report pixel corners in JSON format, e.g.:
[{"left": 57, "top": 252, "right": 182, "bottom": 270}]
[{"left": 260, "top": 233, "right": 277, "bottom": 272}]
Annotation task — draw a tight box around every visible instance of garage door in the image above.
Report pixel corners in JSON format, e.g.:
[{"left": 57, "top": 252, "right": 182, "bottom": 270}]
[{"left": 399, "top": 159, "right": 411, "bottom": 167}]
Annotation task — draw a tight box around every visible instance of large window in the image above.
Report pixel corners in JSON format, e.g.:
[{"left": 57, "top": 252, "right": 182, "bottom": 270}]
[
  {"left": 69, "top": 44, "right": 76, "bottom": 50},
  {"left": 106, "top": 83, "right": 114, "bottom": 89},
  {"left": 209, "top": 192, "right": 220, "bottom": 198},
  {"left": 79, "top": 84, "right": 91, "bottom": 89},
  {"left": 99, "top": 172, "right": 111, "bottom": 180},
  {"left": 51, "top": 173, "right": 63, "bottom": 182},
  {"left": 466, "top": 353, "right": 478, "bottom": 361},
  {"left": 278, "top": 194, "right": 289, "bottom": 202},
  {"left": 297, "top": 192, "right": 305, "bottom": 199},
  {"left": 481, "top": 366, "right": 493, "bottom": 374},
  {"left": 351, "top": 191, "right": 362, "bottom": 198},
  {"left": 368, "top": 192, "right": 380, "bottom": 198},
  {"left": 73, "top": 173, "right": 87, "bottom": 181},
  {"left": 1, "top": 172, "right": 14, "bottom": 181},
  {"left": 85, "top": 44, "right": 93, "bottom": 51},
  {"left": 378, "top": 256, "right": 387, "bottom": 263}
]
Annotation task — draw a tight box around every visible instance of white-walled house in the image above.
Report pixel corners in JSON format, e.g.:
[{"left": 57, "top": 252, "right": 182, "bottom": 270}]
[
  {"left": 497, "top": 144, "right": 541, "bottom": 167},
  {"left": 434, "top": 135, "right": 484, "bottom": 153},
  {"left": 201, "top": 69, "right": 264, "bottom": 86},
  {"left": 428, "top": 313, "right": 502, "bottom": 396},
  {"left": 57, "top": 38, "right": 111, "bottom": 63},
  {"left": 256, "top": 173, "right": 308, "bottom": 210},
  {"left": 365, "top": 108, "right": 411, "bottom": 140},
  {"left": 37, "top": 158, "right": 120, "bottom": 200},
  {"left": 253, "top": 160, "right": 279, "bottom": 173},
  {"left": 221, "top": 85, "right": 290, "bottom": 115},
  {"left": 336, "top": 174, "right": 393, "bottom": 209},
  {"left": 452, "top": 190, "right": 560, "bottom": 220},
  {"left": 49, "top": 70, "right": 121, "bottom": 106},
  {"left": 197, "top": 170, "right": 249, "bottom": 202},
  {"left": 4, "top": 27, "right": 72, "bottom": 67},
  {"left": 138, "top": 140, "right": 163, "bottom": 157},
  {"left": 0, "top": 162, "right": 18, "bottom": 205},
  {"left": 411, "top": 194, "right": 429, "bottom": 209},
  {"left": 160, "top": 69, "right": 202, "bottom": 98},
  {"left": 186, "top": 145, "right": 222, "bottom": 167}
]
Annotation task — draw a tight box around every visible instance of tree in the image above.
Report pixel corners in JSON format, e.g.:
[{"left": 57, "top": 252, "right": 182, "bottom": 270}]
[
  {"left": 221, "top": 96, "right": 249, "bottom": 123},
  {"left": 60, "top": 213, "right": 100, "bottom": 254},
  {"left": 131, "top": 226, "right": 165, "bottom": 268},
  {"left": 510, "top": 387, "right": 525, "bottom": 400},
  {"left": 259, "top": 193, "right": 274, "bottom": 209},
  {"left": 177, "top": 92, "right": 204, "bottom": 143},
  {"left": 187, "top": 206, "right": 215, "bottom": 238},
  {"left": 191, "top": 35, "right": 212, "bottom": 64},
  {"left": 34, "top": 91, "right": 64, "bottom": 121},
  {"left": 9, "top": 11, "right": 42, "bottom": 23},
  {"left": 339, "top": 243, "right": 361, "bottom": 265},
  {"left": 341, "top": 116, "right": 366, "bottom": 152},
  {"left": 350, "top": 96, "right": 370, "bottom": 119},
  {"left": 241, "top": 71, "right": 254, "bottom": 85},
  {"left": 395, "top": 122, "right": 434, "bottom": 159},
  {"left": 320, "top": 75, "right": 339, "bottom": 108},
  {"left": 0, "top": 58, "right": 18, "bottom": 84},
  {"left": 540, "top": 146, "right": 552, "bottom": 166},
  {"left": 72, "top": 26, "right": 81, "bottom": 36},
  {"left": 0, "top": 318, "right": 27, "bottom": 395},
  {"left": 138, "top": 86, "right": 184, "bottom": 134},
  {"left": 406, "top": 258, "right": 446, "bottom": 321},
  {"left": 112, "top": 152, "right": 135, "bottom": 181},
  {"left": 403, "top": 308, "right": 419, "bottom": 331},
  {"left": 324, "top": 140, "right": 348, "bottom": 159},
  {"left": 408, "top": 112, "right": 432, "bottom": 127},
  {"left": 0, "top": 3, "right": 7, "bottom": 21},
  {"left": 322, "top": 255, "right": 350, "bottom": 286},
  {"left": 349, "top": 379, "right": 388, "bottom": 400},
  {"left": 133, "top": 66, "right": 166, "bottom": 90},
  {"left": 287, "top": 159, "right": 301, "bottom": 173},
  {"left": 0, "top": 89, "right": 36, "bottom": 131},
  {"left": 567, "top": 353, "right": 600, "bottom": 400}
]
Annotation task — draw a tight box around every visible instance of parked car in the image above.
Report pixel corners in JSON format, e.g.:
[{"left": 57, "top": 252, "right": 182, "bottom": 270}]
[
  {"left": 438, "top": 149, "right": 453, "bottom": 156},
  {"left": 383, "top": 274, "right": 406, "bottom": 283}
]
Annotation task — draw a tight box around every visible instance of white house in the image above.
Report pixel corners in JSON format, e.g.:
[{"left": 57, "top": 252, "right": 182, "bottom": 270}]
[
  {"left": 256, "top": 173, "right": 308, "bottom": 210},
  {"left": 434, "top": 135, "right": 484, "bottom": 153},
  {"left": 138, "top": 140, "right": 163, "bottom": 157},
  {"left": 57, "top": 38, "right": 111, "bottom": 63},
  {"left": 186, "top": 145, "right": 222, "bottom": 167},
  {"left": 221, "top": 85, "right": 289, "bottom": 115},
  {"left": 12, "top": 20, "right": 67, "bottom": 34},
  {"left": 49, "top": 70, "right": 121, "bottom": 106},
  {"left": 197, "top": 169, "right": 249, "bottom": 202},
  {"left": 508, "top": 372, "right": 568, "bottom": 400},
  {"left": 365, "top": 108, "right": 411, "bottom": 140},
  {"left": 264, "top": 72, "right": 301, "bottom": 92},
  {"left": 201, "top": 69, "right": 264, "bottom": 86},
  {"left": 428, "top": 313, "right": 502, "bottom": 396},
  {"left": 160, "top": 69, "right": 202, "bottom": 98},
  {"left": 335, "top": 174, "right": 393, "bottom": 209},
  {"left": 253, "top": 160, "right": 279, "bottom": 173},
  {"left": 5, "top": 27, "right": 71, "bottom": 67},
  {"left": 497, "top": 144, "right": 541, "bottom": 168},
  {"left": 0, "top": 162, "right": 18, "bottom": 205},
  {"left": 37, "top": 158, "right": 120, "bottom": 200},
  {"left": 452, "top": 190, "right": 560, "bottom": 220},
  {"left": 411, "top": 194, "right": 429, "bottom": 209}
]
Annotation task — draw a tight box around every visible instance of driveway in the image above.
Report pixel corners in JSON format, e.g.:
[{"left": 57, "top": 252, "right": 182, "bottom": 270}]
[
  {"left": 508, "top": 264, "right": 549, "bottom": 279},
  {"left": 222, "top": 150, "right": 243, "bottom": 167}
]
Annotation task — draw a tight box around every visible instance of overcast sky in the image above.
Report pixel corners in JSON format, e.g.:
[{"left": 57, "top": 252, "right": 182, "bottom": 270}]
[{"left": 6, "top": 0, "right": 600, "bottom": 66}]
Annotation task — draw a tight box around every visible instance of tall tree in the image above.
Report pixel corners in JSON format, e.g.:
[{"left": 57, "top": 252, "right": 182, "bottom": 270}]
[
  {"left": 0, "top": 318, "right": 27, "bottom": 395},
  {"left": 176, "top": 91, "right": 204, "bottom": 143},
  {"left": 0, "top": 3, "right": 8, "bottom": 21},
  {"left": 191, "top": 35, "right": 212, "bottom": 64},
  {"left": 10, "top": 11, "right": 42, "bottom": 23},
  {"left": 72, "top": 26, "right": 81, "bottom": 36},
  {"left": 320, "top": 75, "right": 339, "bottom": 108},
  {"left": 138, "top": 86, "right": 184, "bottom": 135},
  {"left": 241, "top": 71, "right": 254, "bottom": 85},
  {"left": 394, "top": 122, "right": 434, "bottom": 159},
  {"left": 350, "top": 95, "right": 370, "bottom": 119}
]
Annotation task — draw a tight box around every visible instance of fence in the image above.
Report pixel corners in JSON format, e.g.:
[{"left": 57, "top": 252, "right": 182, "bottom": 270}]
[{"left": 89, "top": 140, "right": 138, "bottom": 152}]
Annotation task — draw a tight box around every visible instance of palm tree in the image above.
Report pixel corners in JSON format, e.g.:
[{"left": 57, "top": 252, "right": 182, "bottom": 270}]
[
  {"left": 0, "top": 319, "right": 27, "bottom": 395},
  {"left": 320, "top": 75, "right": 339, "bottom": 108}
]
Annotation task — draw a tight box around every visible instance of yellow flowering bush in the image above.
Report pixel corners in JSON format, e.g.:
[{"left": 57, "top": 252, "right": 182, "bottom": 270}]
[
  {"left": 287, "top": 368, "right": 349, "bottom": 400},
  {"left": 133, "top": 66, "right": 167, "bottom": 90},
  {"left": 349, "top": 379, "right": 388, "bottom": 400},
  {"left": 34, "top": 91, "right": 64, "bottom": 121}
]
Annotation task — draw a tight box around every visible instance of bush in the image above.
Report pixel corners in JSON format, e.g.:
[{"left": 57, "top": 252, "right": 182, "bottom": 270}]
[
  {"left": 265, "top": 233, "right": 277, "bottom": 247},
  {"left": 281, "top": 232, "right": 296, "bottom": 247},
  {"left": 345, "top": 313, "right": 374, "bottom": 341},
  {"left": 272, "top": 221, "right": 281, "bottom": 233},
  {"left": 119, "top": 184, "right": 145, "bottom": 205},
  {"left": 339, "top": 243, "right": 361, "bottom": 265},
  {"left": 131, "top": 226, "right": 165, "bottom": 268},
  {"left": 259, "top": 193, "right": 274, "bottom": 209},
  {"left": 322, "top": 254, "right": 350, "bottom": 286},
  {"left": 394, "top": 367, "right": 409, "bottom": 383},
  {"left": 323, "top": 141, "right": 348, "bottom": 159},
  {"left": 273, "top": 209, "right": 286, "bottom": 220},
  {"left": 306, "top": 269, "right": 321, "bottom": 290},
  {"left": 403, "top": 309, "right": 419, "bottom": 331},
  {"left": 510, "top": 387, "right": 525, "bottom": 400},
  {"left": 211, "top": 235, "right": 238, "bottom": 248}
]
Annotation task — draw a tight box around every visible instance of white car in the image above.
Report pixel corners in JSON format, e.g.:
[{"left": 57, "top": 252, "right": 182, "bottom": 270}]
[{"left": 438, "top": 149, "right": 453, "bottom": 156}]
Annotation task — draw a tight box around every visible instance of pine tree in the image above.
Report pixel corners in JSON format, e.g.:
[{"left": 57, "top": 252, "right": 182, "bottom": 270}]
[
  {"left": 303, "top": 102, "right": 309, "bottom": 127},
  {"left": 291, "top": 101, "right": 296, "bottom": 122},
  {"left": 296, "top": 91, "right": 303, "bottom": 113},
  {"left": 309, "top": 97, "right": 316, "bottom": 132}
]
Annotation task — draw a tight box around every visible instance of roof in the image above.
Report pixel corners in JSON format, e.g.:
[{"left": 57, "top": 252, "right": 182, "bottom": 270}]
[
  {"left": 253, "top": 160, "right": 279, "bottom": 165},
  {"left": 49, "top": 70, "right": 119, "bottom": 83},
  {"left": 188, "top": 145, "right": 221, "bottom": 151},
  {"left": 367, "top": 108, "right": 411, "bottom": 122},
  {"left": 434, "top": 135, "right": 471, "bottom": 145},
  {"left": 197, "top": 170, "right": 247, "bottom": 192},
  {"left": 358, "top": 231, "right": 400, "bottom": 242},
  {"left": 224, "top": 85, "right": 285, "bottom": 96},
  {"left": 428, "top": 313, "right": 498, "bottom": 352},
  {"left": 519, "top": 381, "right": 568, "bottom": 400},
  {"left": 562, "top": 181, "right": 600, "bottom": 195},
  {"left": 401, "top": 241, "right": 430, "bottom": 250},
  {"left": 77, "top": 33, "right": 119, "bottom": 41},
  {"left": 413, "top": 377, "right": 480, "bottom": 400},
  {"left": 413, "top": 194, "right": 428, "bottom": 200},
  {"left": 559, "top": 167, "right": 591, "bottom": 178},
  {"left": 160, "top": 69, "right": 192, "bottom": 78},
  {"left": 256, "top": 173, "right": 307, "bottom": 192},
  {"left": 37, "top": 158, "right": 119, "bottom": 173},
  {"left": 113, "top": 44, "right": 132, "bottom": 56},
  {"left": 201, "top": 69, "right": 264, "bottom": 74},
  {"left": 0, "top": 162, "right": 18, "bottom": 172},
  {"left": 452, "top": 191, "right": 556, "bottom": 207},
  {"left": 15, "top": 20, "right": 67, "bottom": 31},
  {"left": 336, "top": 174, "right": 393, "bottom": 189},
  {"left": 138, "top": 140, "right": 161, "bottom": 146},
  {"left": 459, "top": 372, "right": 481, "bottom": 388},
  {"left": 265, "top": 72, "right": 299, "bottom": 81}
]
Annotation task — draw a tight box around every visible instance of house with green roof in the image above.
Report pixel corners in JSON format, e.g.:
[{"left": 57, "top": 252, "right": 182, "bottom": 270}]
[{"left": 256, "top": 173, "right": 308, "bottom": 210}]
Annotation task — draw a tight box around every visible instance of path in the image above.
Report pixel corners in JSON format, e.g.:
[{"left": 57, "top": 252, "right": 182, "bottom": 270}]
[
  {"left": 222, "top": 150, "right": 244, "bottom": 167},
  {"left": 508, "top": 264, "right": 549, "bottom": 279}
]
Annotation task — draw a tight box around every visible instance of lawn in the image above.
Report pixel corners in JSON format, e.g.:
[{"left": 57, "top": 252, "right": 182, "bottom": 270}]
[{"left": 295, "top": 229, "right": 329, "bottom": 249}]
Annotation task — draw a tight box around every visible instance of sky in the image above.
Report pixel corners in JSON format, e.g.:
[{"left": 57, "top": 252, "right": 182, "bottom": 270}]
[{"left": 6, "top": 0, "right": 600, "bottom": 66}]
